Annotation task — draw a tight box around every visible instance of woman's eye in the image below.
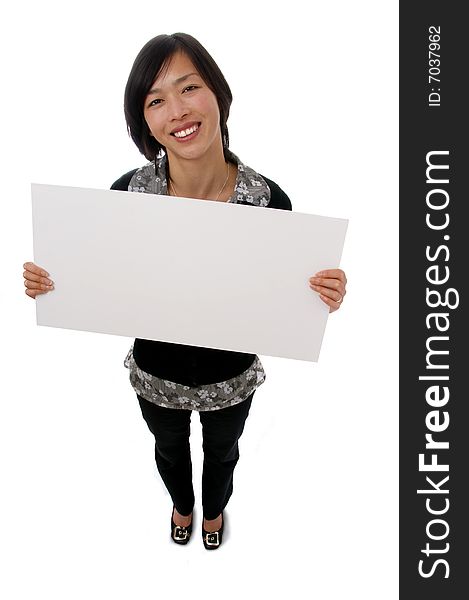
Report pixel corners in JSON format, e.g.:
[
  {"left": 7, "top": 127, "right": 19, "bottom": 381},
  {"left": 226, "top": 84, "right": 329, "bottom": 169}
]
[
  {"left": 183, "top": 85, "right": 198, "bottom": 93},
  {"left": 148, "top": 98, "right": 163, "bottom": 107}
]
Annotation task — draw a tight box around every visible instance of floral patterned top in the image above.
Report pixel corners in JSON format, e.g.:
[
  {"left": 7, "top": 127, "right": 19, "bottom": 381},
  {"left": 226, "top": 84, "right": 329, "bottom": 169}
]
[{"left": 123, "top": 152, "right": 271, "bottom": 411}]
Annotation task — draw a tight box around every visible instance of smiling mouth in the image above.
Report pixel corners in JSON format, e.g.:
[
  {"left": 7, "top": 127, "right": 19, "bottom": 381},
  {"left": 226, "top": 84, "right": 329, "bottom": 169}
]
[{"left": 171, "top": 123, "right": 200, "bottom": 138}]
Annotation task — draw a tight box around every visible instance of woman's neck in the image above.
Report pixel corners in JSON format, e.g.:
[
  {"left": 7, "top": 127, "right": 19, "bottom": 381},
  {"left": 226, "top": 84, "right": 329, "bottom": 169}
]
[{"left": 166, "top": 149, "right": 235, "bottom": 201}]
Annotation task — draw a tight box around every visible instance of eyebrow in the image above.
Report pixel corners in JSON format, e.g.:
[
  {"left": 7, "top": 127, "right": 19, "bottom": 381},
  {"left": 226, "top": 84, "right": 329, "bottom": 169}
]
[{"left": 147, "top": 72, "right": 200, "bottom": 96}]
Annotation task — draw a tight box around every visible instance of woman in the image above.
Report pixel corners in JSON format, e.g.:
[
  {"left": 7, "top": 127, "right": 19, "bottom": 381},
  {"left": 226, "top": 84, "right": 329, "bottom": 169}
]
[{"left": 23, "top": 33, "right": 347, "bottom": 550}]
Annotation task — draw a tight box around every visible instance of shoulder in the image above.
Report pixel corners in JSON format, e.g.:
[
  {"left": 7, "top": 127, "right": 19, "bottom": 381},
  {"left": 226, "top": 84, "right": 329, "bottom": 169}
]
[
  {"left": 110, "top": 168, "right": 139, "bottom": 191},
  {"left": 261, "top": 175, "right": 293, "bottom": 211},
  {"left": 231, "top": 151, "right": 292, "bottom": 210}
]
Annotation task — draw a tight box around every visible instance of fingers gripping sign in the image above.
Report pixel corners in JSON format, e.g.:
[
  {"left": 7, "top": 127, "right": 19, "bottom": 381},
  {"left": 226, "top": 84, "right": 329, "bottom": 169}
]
[
  {"left": 308, "top": 268, "right": 347, "bottom": 313},
  {"left": 23, "top": 262, "right": 54, "bottom": 299}
]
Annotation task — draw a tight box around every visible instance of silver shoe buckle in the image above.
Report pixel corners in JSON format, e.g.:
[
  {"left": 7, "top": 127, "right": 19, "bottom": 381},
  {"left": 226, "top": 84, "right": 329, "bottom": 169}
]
[
  {"left": 173, "top": 526, "right": 190, "bottom": 541},
  {"left": 205, "top": 531, "right": 220, "bottom": 546}
]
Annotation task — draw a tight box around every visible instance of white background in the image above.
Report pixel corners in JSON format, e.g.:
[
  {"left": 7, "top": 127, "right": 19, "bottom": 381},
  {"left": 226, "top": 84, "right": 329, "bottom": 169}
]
[{"left": 1, "top": 1, "right": 398, "bottom": 598}]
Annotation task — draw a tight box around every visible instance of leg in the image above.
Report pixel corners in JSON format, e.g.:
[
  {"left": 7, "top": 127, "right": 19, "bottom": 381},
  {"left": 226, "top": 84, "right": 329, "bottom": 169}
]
[
  {"left": 137, "top": 395, "right": 194, "bottom": 516},
  {"left": 199, "top": 394, "right": 254, "bottom": 521}
]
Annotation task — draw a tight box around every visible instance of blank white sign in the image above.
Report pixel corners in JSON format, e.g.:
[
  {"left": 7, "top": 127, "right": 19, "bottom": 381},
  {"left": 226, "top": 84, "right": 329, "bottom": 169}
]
[{"left": 31, "top": 183, "right": 348, "bottom": 361}]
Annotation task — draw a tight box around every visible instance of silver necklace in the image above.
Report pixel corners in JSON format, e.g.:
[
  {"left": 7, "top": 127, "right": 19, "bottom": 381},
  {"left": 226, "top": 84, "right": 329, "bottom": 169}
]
[{"left": 169, "top": 162, "right": 231, "bottom": 201}]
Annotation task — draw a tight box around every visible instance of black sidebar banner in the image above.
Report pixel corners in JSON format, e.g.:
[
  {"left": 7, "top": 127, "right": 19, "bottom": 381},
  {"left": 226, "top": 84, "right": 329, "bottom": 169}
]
[{"left": 400, "top": 2, "right": 467, "bottom": 598}]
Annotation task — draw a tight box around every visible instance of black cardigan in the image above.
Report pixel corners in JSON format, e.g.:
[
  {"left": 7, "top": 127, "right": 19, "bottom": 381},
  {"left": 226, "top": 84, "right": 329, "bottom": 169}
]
[{"left": 111, "top": 168, "right": 292, "bottom": 386}]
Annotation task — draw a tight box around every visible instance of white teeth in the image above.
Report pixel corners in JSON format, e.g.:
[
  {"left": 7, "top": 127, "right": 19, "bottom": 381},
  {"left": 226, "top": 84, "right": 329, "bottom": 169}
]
[{"left": 174, "top": 124, "right": 199, "bottom": 138}]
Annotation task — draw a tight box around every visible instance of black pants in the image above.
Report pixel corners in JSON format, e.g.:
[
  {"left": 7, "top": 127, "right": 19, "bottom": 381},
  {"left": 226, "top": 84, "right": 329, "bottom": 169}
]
[{"left": 137, "top": 393, "right": 253, "bottom": 520}]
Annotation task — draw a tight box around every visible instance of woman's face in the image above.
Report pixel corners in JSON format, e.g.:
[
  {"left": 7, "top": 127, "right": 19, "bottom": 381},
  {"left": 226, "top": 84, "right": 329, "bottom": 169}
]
[{"left": 143, "top": 51, "right": 222, "bottom": 163}]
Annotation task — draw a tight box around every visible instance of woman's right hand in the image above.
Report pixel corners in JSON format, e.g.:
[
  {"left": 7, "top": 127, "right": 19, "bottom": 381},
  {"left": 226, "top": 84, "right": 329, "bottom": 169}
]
[{"left": 23, "top": 262, "right": 54, "bottom": 299}]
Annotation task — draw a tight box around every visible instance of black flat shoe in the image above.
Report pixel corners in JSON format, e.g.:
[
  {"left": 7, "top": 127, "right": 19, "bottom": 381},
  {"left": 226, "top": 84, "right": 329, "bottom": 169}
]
[
  {"left": 202, "top": 513, "right": 224, "bottom": 550},
  {"left": 171, "top": 506, "right": 193, "bottom": 545}
]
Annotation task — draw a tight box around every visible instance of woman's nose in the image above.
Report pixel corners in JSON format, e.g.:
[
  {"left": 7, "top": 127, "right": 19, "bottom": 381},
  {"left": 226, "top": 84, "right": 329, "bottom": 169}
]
[{"left": 167, "top": 95, "right": 188, "bottom": 120}]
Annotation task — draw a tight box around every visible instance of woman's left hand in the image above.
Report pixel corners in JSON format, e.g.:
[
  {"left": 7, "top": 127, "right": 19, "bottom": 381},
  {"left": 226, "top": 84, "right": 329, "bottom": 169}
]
[{"left": 308, "top": 269, "right": 347, "bottom": 313}]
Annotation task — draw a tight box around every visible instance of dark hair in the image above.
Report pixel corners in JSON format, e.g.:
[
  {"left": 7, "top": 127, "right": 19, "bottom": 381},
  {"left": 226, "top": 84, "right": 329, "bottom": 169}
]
[{"left": 124, "top": 33, "right": 233, "bottom": 162}]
